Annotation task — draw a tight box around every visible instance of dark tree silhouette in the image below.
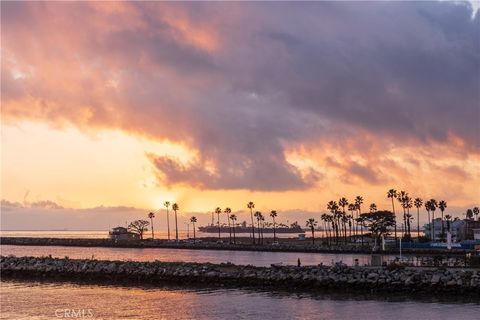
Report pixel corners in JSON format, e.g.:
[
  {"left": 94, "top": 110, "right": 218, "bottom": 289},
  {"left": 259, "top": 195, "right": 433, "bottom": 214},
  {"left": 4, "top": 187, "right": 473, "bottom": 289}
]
[
  {"left": 247, "top": 202, "right": 255, "bottom": 244},
  {"left": 190, "top": 216, "right": 197, "bottom": 242},
  {"left": 172, "top": 203, "right": 179, "bottom": 241},
  {"left": 306, "top": 218, "right": 318, "bottom": 244},
  {"left": 148, "top": 211, "right": 155, "bottom": 239},
  {"left": 128, "top": 220, "right": 149, "bottom": 240},
  {"left": 164, "top": 201, "right": 171, "bottom": 241}
]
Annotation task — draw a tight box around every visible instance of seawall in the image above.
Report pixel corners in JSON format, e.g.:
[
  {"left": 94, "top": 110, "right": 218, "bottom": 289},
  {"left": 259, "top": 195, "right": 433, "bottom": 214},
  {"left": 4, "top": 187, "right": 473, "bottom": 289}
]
[
  {"left": 1, "top": 256, "right": 479, "bottom": 296},
  {"left": 0, "top": 237, "right": 472, "bottom": 255}
]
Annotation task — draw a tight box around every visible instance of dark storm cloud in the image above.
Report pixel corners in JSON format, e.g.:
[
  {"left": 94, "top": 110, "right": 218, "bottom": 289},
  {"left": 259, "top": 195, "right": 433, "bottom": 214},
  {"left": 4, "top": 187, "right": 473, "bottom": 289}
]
[{"left": 2, "top": 1, "right": 479, "bottom": 190}]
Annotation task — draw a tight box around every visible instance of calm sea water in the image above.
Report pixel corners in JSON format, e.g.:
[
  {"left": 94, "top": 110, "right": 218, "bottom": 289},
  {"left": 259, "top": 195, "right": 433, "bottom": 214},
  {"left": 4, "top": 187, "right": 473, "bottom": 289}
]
[
  {"left": 0, "top": 244, "right": 394, "bottom": 267},
  {"left": 0, "top": 230, "right": 307, "bottom": 239},
  {"left": 1, "top": 279, "right": 478, "bottom": 320}
]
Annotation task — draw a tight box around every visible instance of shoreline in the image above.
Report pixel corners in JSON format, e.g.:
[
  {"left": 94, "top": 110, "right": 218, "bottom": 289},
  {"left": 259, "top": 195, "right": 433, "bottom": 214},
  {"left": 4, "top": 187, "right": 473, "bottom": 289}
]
[
  {"left": 0, "top": 236, "right": 473, "bottom": 256},
  {"left": 1, "top": 256, "right": 479, "bottom": 297}
]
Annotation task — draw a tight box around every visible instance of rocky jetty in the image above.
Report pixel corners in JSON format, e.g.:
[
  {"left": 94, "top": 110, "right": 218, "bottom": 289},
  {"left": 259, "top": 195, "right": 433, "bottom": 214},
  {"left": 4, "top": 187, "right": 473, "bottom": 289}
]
[
  {"left": 0, "top": 237, "right": 471, "bottom": 255},
  {"left": 1, "top": 256, "right": 479, "bottom": 296}
]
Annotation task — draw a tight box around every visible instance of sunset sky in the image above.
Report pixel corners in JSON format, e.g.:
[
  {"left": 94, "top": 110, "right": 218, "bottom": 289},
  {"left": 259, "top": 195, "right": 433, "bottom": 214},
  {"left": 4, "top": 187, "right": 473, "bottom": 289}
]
[{"left": 1, "top": 1, "right": 479, "bottom": 230}]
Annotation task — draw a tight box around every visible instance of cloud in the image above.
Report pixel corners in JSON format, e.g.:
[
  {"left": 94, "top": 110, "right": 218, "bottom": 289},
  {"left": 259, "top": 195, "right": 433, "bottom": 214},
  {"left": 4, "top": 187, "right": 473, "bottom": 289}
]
[{"left": 1, "top": 1, "right": 478, "bottom": 191}]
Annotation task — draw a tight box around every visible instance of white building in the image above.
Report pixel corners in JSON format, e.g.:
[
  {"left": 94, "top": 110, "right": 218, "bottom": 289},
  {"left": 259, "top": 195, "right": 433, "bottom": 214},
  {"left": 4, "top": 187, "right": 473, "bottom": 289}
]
[{"left": 424, "top": 218, "right": 465, "bottom": 242}]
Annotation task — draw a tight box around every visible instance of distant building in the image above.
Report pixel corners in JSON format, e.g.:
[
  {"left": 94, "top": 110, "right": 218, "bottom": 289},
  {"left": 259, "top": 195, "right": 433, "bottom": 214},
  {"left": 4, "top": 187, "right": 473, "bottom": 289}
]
[
  {"left": 424, "top": 219, "right": 480, "bottom": 242},
  {"left": 109, "top": 227, "right": 140, "bottom": 241},
  {"left": 424, "top": 218, "right": 465, "bottom": 242}
]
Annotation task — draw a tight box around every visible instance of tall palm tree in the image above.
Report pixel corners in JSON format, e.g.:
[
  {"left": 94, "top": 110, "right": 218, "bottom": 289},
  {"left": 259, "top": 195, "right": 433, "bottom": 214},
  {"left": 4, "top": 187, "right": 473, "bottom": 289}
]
[
  {"left": 387, "top": 189, "right": 398, "bottom": 242},
  {"left": 339, "top": 198, "right": 349, "bottom": 242},
  {"left": 172, "top": 203, "right": 179, "bottom": 241},
  {"left": 148, "top": 212, "right": 155, "bottom": 239},
  {"left": 247, "top": 202, "right": 255, "bottom": 244},
  {"left": 355, "top": 196, "right": 364, "bottom": 243},
  {"left": 190, "top": 216, "right": 197, "bottom": 243},
  {"left": 429, "top": 199, "right": 438, "bottom": 242},
  {"left": 164, "top": 201, "right": 171, "bottom": 240},
  {"left": 254, "top": 211, "right": 262, "bottom": 245},
  {"left": 369, "top": 203, "right": 377, "bottom": 213},
  {"left": 327, "top": 201, "right": 339, "bottom": 243},
  {"left": 230, "top": 214, "right": 237, "bottom": 244},
  {"left": 414, "top": 198, "right": 423, "bottom": 239},
  {"left": 397, "top": 191, "right": 408, "bottom": 236},
  {"left": 270, "top": 210, "right": 278, "bottom": 243},
  {"left": 215, "top": 207, "right": 222, "bottom": 240},
  {"left": 306, "top": 218, "right": 318, "bottom": 244},
  {"left": 444, "top": 214, "right": 452, "bottom": 234},
  {"left": 438, "top": 200, "right": 447, "bottom": 238},
  {"left": 405, "top": 196, "right": 413, "bottom": 237},
  {"left": 259, "top": 213, "right": 265, "bottom": 245},
  {"left": 224, "top": 207, "right": 232, "bottom": 243},
  {"left": 321, "top": 213, "right": 330, "bottom": 245},
  {"left": 474, "top": 207, "right": 480, "bottom": 221},
  {"left": 348, "top": 203, "right": 357, "bottom": 238},
  {"left": 424, "top": 200, "right": 431, "bottom": 240}
]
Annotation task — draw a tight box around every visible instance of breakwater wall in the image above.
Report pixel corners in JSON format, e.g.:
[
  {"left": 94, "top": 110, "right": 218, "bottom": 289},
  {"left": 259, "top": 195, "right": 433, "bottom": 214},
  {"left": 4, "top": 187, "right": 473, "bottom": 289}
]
[
  {"left": 0, "top": 237, "right": 471, "bottom": 255},
  {"left": 1, "top": 256, "right": 479, "bottom": 296}
]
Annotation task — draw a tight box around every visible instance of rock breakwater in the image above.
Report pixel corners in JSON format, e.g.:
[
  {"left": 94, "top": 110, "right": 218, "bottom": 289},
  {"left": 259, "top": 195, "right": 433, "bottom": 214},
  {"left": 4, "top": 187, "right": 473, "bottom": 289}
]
[{"left": 1, "top": 256, "right": 479, "bottom": 296}]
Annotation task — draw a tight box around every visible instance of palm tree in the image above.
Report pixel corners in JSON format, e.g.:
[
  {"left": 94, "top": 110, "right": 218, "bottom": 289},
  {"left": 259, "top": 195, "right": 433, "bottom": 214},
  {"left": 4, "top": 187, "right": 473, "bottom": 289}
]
[
  {"left": 172, "top": 203, "right": 179, "bottom": 241},
  {"left": 414, "top": 198, "right": 423, "bottom": 239},
  {"left": 339, "top": 197, "right": 349, "bottom": 242},
  {"left": 270, "top": 210, "right": 278, "bottom": 243},
  {"left": 190, "top": 216, "right": 197, "bottom": 242},
  {"left": 215, "top": 207, "right": 222, "bottom": 240},
  {"left": 321, "top": 213, "right": 331, "bottom": 245},
  {"left": 348, "top": 203, "right": 357, "bottom": 238},
  {"left": 369, "top": 203, "right": 377, "bottom": 213},
  {"left": 230, "top": 214, "right": 237, "bottom": 244},
  {"left": 397, "top": 191, "right": 408, "bottom": 236},
  {"left": 224, "top": 207, "right": 232, "bottom": 243},
  {"left": 247, "top": 202, "right": 255, "bottom": 244},
  {"left": 405, "top": 196, "right": 413, "bottom": 237},
  {"left": 259, "top": 213, "right": 265, "bottom": 244},
  {"left": 254, "top": 211, "right": 262, "bottom": 245},
  {"left": 424, "top": 200, "right": 432, "bottom": 240},
  {"left": 306, "top": 218, "right": 318, "bottom": 244},
  {"left": 438, "top": 200, "right": 447, "bottom": 238},
  {"left": 429, "top": 199, "right": 438, "bottom": 242},
  {"left": 148, "top": 212, "right": 155, "bottom": 239},
  {"left": 474, "top": 207, "right": 480, "bottom": 221},
  {"left": 164, "top": 201, "right": 171, "bottom": 240},
  {"left": 387, "top": 189, "right": 398, "bottom": 242},
  {"left": 355, "top": 196, "right": 364, "bottom": 242},
  {"left": 327, "top": 201, "right": 339, "bottom": 243},
  {"left": 445, "top": 214, "right": 452, "bottom": 234}
]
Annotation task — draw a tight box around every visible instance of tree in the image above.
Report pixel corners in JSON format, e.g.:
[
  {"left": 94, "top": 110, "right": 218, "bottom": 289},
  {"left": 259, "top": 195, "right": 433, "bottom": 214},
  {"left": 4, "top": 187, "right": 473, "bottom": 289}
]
[
  {"left": 172, "top": 203, "right": 179, "bottom": 241},
  {"left": 387, "top": 189, "right": 398, "bottom": 242},
  {"left": 438, "top": 200, "right": 447, "bottom": 238},
  {"left": 369, "top": 203, "right": 377, "bottom": 213},
  {"left": 445, "top": 214, "right": 452, "bottom": 234},
  {"left": 247, "top": 202, "right": 255, "bottom": 244},
  {"left": 270, "top": 210, "right": 278, "bottom": 243},
  {"left": 414, "top": 198, "right": 423, "bottom": 239},
  {"left": 164, "top": 201, "right": 171, "bottom": 241},
  {"left": 190, "top": 216, "right": 197, "bottom": 242},
  {"left": 215, "top": 207, "right": 222, "bottom": 240},
  {"left": 254, "top": 211, "right": 263, "bottom": 245},
  {"left": 359, "top": 211, "right": 395, "bottom": 247},
  {"left": 327, "top": 201, "right": 339, "bottom": 243},
  {"left": 230, "top": 214, "right": 237, "bottom": 244},
  {"left": 466, "top": 209, "right": 474, "bottom": 220},
  {"left": 429, "top": 199, "right": 438, "bottom": 241},
  {"left": 348, "top": 203, "right": 357, "bottom": 238},
  {"left": 321, "top": 213, "right": 332, "bottom": 245},
  {"left": 128, "top": 220, "right": 149, "bottom": 240},
  {"left": 474, "top": 207, "right": 480, "bottom": 221},
  {"left": 339, "top": 197, "right": 349, "bottom": 242},
  {"left": 148, "top": 212, "right": 155, "bottom": 239},
  {"left": 224, "top": 207, "right": 232, "bottom": 243},
  {"left": 424, "top": 200, "right": 432, "bottom": 240},
  {"left": 306, "top": 218, "right": 318, "bottom": 244},
  {"left": 397, "top": 191, "right": 408, "bottom": 236},
  {"left": 355, "top": 196, "right": 364, "bottom": 243}
]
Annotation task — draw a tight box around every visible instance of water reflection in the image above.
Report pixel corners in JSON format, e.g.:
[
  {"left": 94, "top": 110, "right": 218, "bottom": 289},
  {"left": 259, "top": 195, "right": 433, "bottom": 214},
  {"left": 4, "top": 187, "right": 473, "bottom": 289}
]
[{"left": 1, "top": 279, "right": 479, "bottom": 320}]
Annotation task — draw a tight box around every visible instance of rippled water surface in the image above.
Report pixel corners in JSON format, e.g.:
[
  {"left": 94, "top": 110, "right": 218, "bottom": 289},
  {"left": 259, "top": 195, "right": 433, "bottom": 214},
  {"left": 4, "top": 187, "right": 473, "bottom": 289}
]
[{"left": 1, "top": 280, "right": 478, "bottom": 320}]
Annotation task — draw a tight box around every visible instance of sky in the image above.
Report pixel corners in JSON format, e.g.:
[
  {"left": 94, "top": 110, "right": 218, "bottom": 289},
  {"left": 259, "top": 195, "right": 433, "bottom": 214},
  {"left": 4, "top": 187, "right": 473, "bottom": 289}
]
[{"left": 1, "top": 1, "right": 479, "bottom": 230}]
